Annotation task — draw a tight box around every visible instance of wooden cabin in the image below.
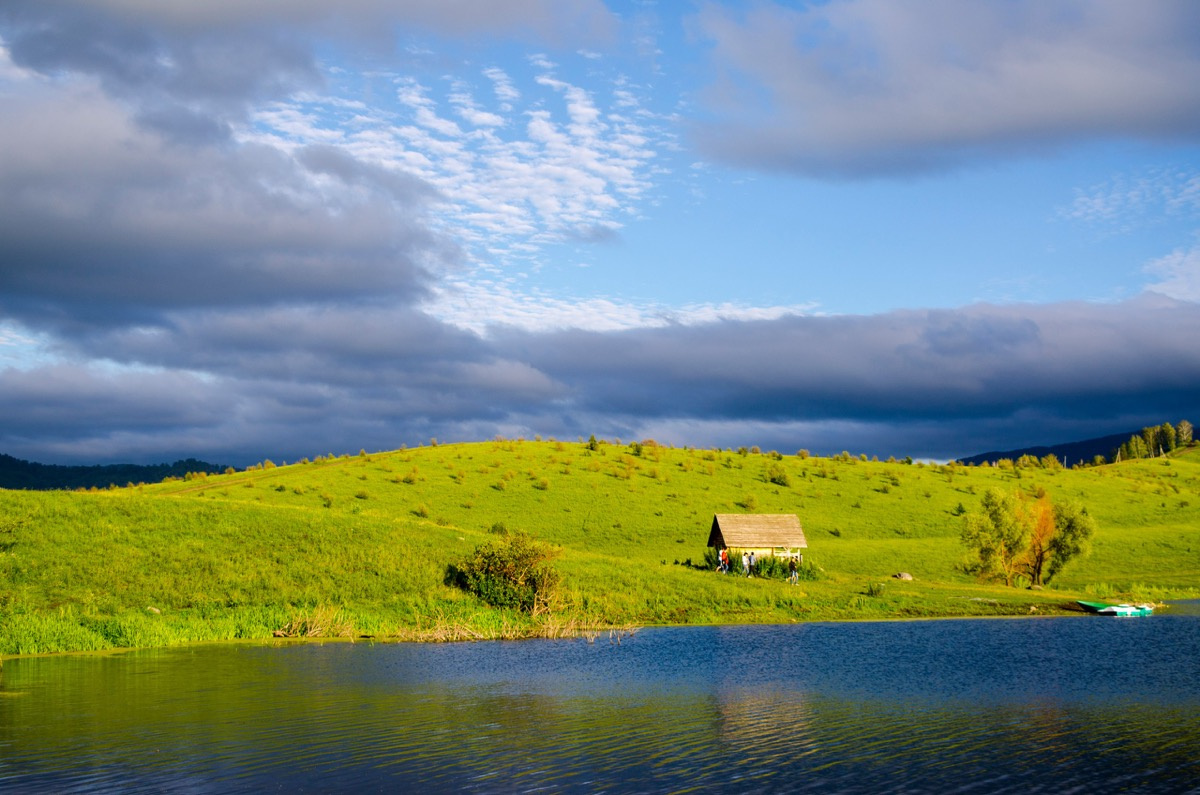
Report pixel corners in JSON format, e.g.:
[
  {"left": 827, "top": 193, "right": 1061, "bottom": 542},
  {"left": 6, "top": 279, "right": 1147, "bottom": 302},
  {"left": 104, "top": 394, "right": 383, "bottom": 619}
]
[{"left": 707, "top": 514, "right": 807, "bottom": 560}]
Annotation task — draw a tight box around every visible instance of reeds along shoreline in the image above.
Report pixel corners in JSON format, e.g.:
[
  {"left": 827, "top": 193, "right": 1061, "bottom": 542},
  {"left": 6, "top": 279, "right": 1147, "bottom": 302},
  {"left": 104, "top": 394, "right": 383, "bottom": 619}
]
[{"left": 388, "top": 616, "right": 641, "bottom": 643}]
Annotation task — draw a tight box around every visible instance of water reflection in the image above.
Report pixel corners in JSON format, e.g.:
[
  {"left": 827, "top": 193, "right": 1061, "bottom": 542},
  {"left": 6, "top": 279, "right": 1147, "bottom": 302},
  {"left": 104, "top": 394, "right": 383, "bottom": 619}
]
[{"left": 2, "top": 611, "right": 1199, "bottom": 793}]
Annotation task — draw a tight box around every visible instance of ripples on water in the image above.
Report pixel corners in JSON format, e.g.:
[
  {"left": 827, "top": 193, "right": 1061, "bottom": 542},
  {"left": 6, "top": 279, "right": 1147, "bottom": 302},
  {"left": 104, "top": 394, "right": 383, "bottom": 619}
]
[{"left": 2, "top": 609, "right": 1199, "bottom": 793}]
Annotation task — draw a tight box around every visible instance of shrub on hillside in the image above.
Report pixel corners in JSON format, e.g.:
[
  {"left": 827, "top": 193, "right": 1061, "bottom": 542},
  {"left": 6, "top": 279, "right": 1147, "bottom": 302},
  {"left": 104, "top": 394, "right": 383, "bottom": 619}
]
[
  {"left": 764, "top": 462, "right": 790, "bottom": 487},
  {"left": 449, "top": 531, "right": 560, "bottom": 614},
  {"left": 756, "top": 555, "right": 821, "bottom": 581}
]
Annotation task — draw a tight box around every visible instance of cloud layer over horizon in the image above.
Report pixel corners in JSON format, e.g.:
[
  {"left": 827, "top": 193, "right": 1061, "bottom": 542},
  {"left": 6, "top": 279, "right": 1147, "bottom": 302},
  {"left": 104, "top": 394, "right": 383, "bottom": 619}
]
[
  {"left": 1, "top": 1, "right": 1198, "bottom": 465},
  {"left": 693, "top": 0, "right": 1200, "bottom": 177},
  {"left": 3, "top": 293, "right": 1196, "bottom": 465}
]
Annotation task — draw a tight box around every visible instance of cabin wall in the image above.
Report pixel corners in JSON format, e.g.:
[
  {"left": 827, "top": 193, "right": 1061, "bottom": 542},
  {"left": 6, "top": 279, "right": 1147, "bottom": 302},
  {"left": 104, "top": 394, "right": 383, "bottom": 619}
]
[{"left": 725, "top": 547, "right": 800, "bottom": 559}]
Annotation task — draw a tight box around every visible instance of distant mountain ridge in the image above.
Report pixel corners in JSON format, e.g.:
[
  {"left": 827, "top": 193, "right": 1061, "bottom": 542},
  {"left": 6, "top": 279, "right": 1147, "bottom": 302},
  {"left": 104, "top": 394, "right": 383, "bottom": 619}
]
[
  {"left": 0, "top": 454, "right": 227, "bottom": 491},
  {"left": 958, "top": 431, "right": 1134, "bottom": 467}
]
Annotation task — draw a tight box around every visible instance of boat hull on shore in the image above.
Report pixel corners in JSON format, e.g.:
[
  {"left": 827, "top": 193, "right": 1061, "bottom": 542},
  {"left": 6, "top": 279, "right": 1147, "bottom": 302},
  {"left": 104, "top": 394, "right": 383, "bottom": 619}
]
[{"left": 1077, "top": 600, "right": 1155, "bottom": 617}]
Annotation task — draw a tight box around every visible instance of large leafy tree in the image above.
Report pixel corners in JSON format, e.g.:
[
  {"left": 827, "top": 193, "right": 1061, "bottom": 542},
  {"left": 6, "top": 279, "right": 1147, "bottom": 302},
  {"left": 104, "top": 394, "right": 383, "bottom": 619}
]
[
  {"left": 1019, "top": 496, "right": 1055, "bottom": 587},
  {"left": 1046, "top": 500, "right": 1097, "bottom": 583},
  {"left": 961, "top": 488, "right": 1030, "bottom": 586},
  {"left": 962, "top": 489, "right": 1095, "bottom": 587}
]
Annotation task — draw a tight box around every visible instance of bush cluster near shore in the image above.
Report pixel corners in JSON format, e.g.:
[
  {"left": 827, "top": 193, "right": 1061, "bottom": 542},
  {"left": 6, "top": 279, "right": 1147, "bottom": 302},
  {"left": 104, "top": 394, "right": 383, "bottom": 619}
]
[{"left": 2, "top": 440, "right": 1199, "bottom": 655}]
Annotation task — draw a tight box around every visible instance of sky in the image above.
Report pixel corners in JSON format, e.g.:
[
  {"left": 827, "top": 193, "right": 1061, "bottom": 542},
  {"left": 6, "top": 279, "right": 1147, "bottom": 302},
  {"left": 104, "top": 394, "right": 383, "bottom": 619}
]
[{"left": 1, "top": 0, "right": 1199, "bottom": 466}]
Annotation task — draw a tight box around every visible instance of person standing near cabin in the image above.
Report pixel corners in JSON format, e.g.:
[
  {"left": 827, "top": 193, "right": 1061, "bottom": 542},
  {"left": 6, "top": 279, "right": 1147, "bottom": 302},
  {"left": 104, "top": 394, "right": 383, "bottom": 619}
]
[
  {"left": 748, "top": 551, "right": 756, "bottom": 577},
  {"left": 741, "top": 551, "right": 750, "bottom": 577},
  {"left": 788, "top": 557, "right": 798, "bottom": 585},
  {"left": 720, "top": 547, "right": 729, "bottom": 574}
]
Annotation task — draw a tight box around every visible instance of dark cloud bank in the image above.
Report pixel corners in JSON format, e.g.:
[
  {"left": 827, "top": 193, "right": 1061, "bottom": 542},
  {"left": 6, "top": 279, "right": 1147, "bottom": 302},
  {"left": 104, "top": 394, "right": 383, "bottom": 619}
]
[
  {"left": 3, "top": 295, "right": 1196, "bottom": 465},
  {"left": 1, "top": 1, "right": 1197, "bottom": 465}
]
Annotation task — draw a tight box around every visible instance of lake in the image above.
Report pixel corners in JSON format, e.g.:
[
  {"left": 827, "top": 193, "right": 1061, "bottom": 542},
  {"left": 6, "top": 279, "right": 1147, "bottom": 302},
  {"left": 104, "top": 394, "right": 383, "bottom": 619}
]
[{"left": 3, "top": 606, "right": 1200, "bottom": 793}]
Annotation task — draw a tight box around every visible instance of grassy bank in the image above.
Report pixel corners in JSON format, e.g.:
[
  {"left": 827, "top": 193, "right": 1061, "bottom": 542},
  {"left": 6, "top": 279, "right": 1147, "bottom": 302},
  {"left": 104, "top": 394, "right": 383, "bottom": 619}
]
[{"left": 3, "top": 440, "right": 1198, "bottom": 655}]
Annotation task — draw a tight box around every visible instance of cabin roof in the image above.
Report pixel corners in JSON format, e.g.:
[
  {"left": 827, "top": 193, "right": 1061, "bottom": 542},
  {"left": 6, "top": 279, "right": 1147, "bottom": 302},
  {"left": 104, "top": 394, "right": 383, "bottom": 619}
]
[{"left": 708, "top": 513, "right": 807, "bottom": 549}]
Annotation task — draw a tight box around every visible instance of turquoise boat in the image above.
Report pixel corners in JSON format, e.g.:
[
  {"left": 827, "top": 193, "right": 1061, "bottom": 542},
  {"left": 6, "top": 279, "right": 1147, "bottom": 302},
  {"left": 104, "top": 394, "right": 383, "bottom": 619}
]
[{"left": 1077, "top": 600, "right": 1155, "bottom": 617}]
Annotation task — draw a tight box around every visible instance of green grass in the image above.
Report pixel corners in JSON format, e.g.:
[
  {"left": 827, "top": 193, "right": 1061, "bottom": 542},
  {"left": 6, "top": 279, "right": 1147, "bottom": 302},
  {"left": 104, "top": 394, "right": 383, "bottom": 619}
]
[{"left": 2, "top": 440, "right": 1198, "bottom": 655}]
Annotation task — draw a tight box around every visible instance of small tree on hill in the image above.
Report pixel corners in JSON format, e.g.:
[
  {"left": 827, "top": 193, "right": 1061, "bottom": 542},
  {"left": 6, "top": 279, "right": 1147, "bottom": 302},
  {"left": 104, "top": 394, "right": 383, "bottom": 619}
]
[
  {"left": 1119, "top": 435, "right": 1150, "bottom": 461},
  {"left": 1178, "top": 420, "right": 1194, "bottom": 447},
  {"left": 1158, "top": 422, "right": 1178, "bottom": 454},
  {"left": 1040, "top": 453, "right": 1062, "bottom": 471}
]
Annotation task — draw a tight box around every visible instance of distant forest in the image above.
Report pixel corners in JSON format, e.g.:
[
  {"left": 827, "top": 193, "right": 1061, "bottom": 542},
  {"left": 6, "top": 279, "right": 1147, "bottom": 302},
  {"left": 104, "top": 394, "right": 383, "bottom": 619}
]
[
  {"left": 1114, "top": 420, "right": 1194, "bottom": 461},
  {"left": 0, "top": 454, "right": 227, "bottom": 491},
  {"left": 960, "top": 419, "right": 1194, "bottom": 467}
]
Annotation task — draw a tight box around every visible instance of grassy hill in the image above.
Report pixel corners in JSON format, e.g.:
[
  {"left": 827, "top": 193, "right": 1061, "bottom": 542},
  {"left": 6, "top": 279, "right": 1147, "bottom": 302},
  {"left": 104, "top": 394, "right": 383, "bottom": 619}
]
[{"left": 2, "top": 440, "right": 1198, "bottom": 655}]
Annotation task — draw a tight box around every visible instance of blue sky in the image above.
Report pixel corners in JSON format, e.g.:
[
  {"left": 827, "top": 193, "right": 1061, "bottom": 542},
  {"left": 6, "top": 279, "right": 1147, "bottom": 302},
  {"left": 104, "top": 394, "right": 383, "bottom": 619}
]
[{"left": 1, "top": 0, "right": 1199, "bottom": 464}]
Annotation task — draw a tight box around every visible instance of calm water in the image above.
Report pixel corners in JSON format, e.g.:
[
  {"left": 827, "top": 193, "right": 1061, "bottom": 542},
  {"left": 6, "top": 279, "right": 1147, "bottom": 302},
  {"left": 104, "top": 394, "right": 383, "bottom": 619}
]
[{"left": 3, "top": 607, "right": 1200, "bottom": 794}]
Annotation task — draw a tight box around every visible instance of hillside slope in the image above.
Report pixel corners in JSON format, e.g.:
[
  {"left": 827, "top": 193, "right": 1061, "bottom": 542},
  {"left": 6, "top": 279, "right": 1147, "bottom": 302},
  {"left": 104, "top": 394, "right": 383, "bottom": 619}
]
[{"left": 2, "top": 441, "right": 1198, "bottom": 655}]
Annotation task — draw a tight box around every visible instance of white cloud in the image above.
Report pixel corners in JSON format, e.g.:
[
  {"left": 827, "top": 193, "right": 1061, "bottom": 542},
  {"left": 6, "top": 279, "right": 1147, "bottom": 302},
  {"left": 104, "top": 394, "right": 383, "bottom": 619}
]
[
  {"left": 483, "top": 66, "right": 520, "bottom": 109},
  {"left": 396, "top": 78, "right": 463, "bottom": 138},
  {"left": 449, "top": 84, "right": 506, "bottom": 127},
  {"left": 240, "top": 59, "right": 663, "bottom": 273},
  {"left": 1060, "top": 168, "right": 1200, "bottom": 231},
  {"left": 422, "top": 279, "right": 814, "bottom": 334},
  {"left": 1145, "top": 246, "right": 1200, "bottom": 302}
]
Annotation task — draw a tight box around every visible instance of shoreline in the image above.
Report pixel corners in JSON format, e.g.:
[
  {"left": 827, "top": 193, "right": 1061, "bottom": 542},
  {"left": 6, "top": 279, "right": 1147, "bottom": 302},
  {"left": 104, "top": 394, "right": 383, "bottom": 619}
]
[{"left": 2, "top": 597, "right": 1143, "bottom": 662}]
